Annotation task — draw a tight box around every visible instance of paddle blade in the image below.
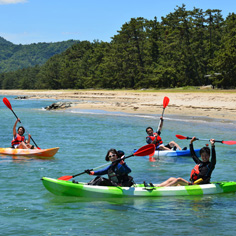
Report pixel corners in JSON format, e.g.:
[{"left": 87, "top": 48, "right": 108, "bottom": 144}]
[
  {"left": 222, "top": 140, "right": 236, "bottom": 145},
  {"left": 149, "top": 156, "right": 156, "bottom": 162},
  {"left": 163, "top": 96, "right": 170, "bottom": 109},
  {"left": 148, "top": 148, "right": 156, "bottom": 162},
  {"left": 148, "top": 144, "right": 156, "bottom": 162},
  {"left": 58, "top": 175, "right": 73, "bottom": 181},
  {"left": 176, "top": 134, "right": 188, "bottom": 140},
  {"left": 3, "top": 97, "right": 12, "bottom": 110},
  {"left": 134, "top": 144, "right": 155, "bottom": 156}
]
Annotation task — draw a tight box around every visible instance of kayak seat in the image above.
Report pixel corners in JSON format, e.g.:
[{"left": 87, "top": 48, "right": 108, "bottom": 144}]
[{"left": 182, "top": 147, "right": 187, "bottom": 150}]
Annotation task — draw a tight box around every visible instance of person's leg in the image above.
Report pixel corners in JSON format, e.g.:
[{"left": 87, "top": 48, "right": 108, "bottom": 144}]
[
  {"left": 169, "top": 141, "right": 182, "bottom": 150},
  {"left": 169, "top": 177, "right": 189, "bottom": 186},
  {"left": 156, "top": 177, "right": 177, "bottom": 187},
  {"left": 156, "top": 177, "right": 189, "bottom": 187},
  {"left": 26, "top": 143, "right": 35, "bottom": 149},
  {"left": 157, "top": 144, "right": 171, "bottom": 150},
  {"left": 18, "top": 142, "right": 28, "bottom": 149}
]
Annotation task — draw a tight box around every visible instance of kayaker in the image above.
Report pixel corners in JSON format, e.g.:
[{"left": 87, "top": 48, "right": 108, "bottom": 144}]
[
  {"left": 146, "top": 116, "right": 183, "bottom": 150},
  {"left": 156, "top": 137, "right": 216, "bottom": 187},
  {"left": 85, "top": 149, "right": 134, "bottom": 187},
  {"left": 11, "top": 118, "right": 34, "bottom": 149}
]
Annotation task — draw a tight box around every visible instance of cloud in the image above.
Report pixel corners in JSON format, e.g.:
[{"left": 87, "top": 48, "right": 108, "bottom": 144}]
[{"left": 0, "top": 0, "right": 27, "bottom": 4}]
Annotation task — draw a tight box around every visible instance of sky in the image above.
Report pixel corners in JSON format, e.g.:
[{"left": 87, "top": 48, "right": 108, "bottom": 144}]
[{"left": 0, "top": 0, "right": 235, "bottom": 45}]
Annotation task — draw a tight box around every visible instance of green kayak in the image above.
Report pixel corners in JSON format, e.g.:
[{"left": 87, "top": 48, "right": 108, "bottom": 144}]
[{"left": 41, "top": 177, "right": 236, "bottom": 198}]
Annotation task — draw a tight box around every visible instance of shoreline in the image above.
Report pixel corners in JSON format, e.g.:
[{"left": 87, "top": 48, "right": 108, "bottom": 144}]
[{"left": 1, "top": 89, "right": 236, "bottom": 121}]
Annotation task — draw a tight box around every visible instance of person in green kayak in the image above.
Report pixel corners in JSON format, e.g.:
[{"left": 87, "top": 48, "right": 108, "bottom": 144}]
[
  {"left": 85, "top": 149, "right": 134, "bottom": 187},
  {"left": 146, "top": 116, "right": 183, "bottom": 150},
  {"left": 156, "top": 137, "right": 216, "bottom": 187},
  {"left": 11, "top": 118, "right": 34, "bottom": 149}
]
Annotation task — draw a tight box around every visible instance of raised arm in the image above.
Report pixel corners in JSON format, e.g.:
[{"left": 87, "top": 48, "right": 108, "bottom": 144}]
[
  {"left": 13, "top": 118, "right": 20, "bottom": 137},
  {"left": 190, "top": 136, "right": 201, "bottom": 164},
  {"left": 210, "top": 139, "right": 216, "bottom": 167}
]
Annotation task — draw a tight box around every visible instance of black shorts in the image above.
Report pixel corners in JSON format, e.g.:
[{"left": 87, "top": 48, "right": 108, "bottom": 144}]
[{"left": 165, "top": 144, "right": 171, "bottom": 149}]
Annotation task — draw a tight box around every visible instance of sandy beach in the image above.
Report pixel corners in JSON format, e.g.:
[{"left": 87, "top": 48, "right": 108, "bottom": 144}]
[{"left": 1, "top": 89, "right": 236, "bottom": 121}]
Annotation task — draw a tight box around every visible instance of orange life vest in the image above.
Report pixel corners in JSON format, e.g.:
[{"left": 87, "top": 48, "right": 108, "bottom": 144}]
[
  {"left": 11, "top": 134, "right": 25, "bottom": 146},
  {"left": 147, "top": 133, "right": 163, "bottom": 147},
  {"left": 190, "top": 164, "right": 200, "bottom": 181}
]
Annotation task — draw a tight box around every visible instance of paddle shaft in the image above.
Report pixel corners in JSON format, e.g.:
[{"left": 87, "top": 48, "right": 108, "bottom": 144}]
[
  {"left": 158, "top": 109, "right": 165, "bottom": 131},
  {"left": 176, "top": 134, "right": 236, "bottom": 145},
  {"left": 184, "top": 136, "right": 223, "bottom": 143},
  {"left": 161, "top": 107, "right": 166, "bottom": 117},
  {"left": 158, "top": 97, "right": 169, "bottom": 131},
  {"left": 72, "top": 154, "right": 134, "bottom": 178}
]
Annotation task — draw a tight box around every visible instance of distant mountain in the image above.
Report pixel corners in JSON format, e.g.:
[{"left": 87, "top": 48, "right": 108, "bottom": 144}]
[
  {"left": 0, "top": 37, "right": 80, "bottom": 73},
  {"left": 0, "top": 36, "right": 14, "bottom": 46}
]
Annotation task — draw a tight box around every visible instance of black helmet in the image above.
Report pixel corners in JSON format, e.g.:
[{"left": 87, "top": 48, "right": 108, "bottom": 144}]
[{"left": 117, "top": 150, "right": 125, "bottom": 158}]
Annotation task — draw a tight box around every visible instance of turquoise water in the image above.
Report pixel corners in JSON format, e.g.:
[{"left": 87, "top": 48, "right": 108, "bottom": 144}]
[{"left": 1, "top": 95, "right": 236, "bottom": 236}]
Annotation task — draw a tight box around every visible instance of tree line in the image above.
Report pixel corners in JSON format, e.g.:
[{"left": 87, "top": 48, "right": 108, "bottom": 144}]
[{"left": 0, "top": 5, "right": 236, "bottom": 90}]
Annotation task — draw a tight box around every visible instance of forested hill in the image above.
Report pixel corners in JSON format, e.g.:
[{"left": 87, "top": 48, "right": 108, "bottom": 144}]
[
  {"left": 0, "top": 36, "right": 14, "bottom": 45},
  {"left": 0, "top": 5, "right": 236, "bottom": 90},
  {"left": 0, "top": 37, "right": 79, "bottom": 73}
]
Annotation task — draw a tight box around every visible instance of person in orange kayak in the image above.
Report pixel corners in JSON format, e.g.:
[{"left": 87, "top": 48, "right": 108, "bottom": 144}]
[
  {"left": 85, "top": 149, "right": 134, "bottom": 187},
  {"left": 11, "top": 118, "right": 34, "bottom": 149},
  {"left": 156, "top": 137, "right": 216, "bottom": 187},
  {"left": 146, "top": 116, "right": 183, "bottom": 150}
]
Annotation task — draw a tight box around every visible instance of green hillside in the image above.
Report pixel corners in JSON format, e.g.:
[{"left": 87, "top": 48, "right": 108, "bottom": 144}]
[
  {"left": 0, "top": 37, "right": 79, "bottom": 73},
  {"left": 0, "top": 36, "right": 14, "bottom": 45}
]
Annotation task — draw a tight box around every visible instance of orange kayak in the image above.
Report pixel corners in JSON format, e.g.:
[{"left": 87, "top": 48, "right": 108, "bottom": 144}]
[{"left": 0, "top": 147, "right": 59, "bottom": 158}]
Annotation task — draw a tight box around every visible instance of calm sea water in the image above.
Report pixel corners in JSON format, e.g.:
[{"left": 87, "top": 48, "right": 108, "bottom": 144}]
[{"left": 1, "top": 95, "right": 236, "bottom": 236}]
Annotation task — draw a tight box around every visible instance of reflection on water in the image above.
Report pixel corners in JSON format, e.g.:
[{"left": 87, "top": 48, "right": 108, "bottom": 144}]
[{"left": 0, "top": 154, "right": 55, "bottom": 163}]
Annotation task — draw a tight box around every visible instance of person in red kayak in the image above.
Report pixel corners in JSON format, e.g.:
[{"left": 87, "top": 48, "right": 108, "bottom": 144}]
[
  {"left": 156, "top": 137, "right": 216, "bottom": 187},
  {"left": 146, "top": 116, "right": 183, "bottom": 150},
  {"left": 11, "top": 118, "right": 34, "bottom": 149},
  {"left": 85, "top": 149, "right": 134, "bottom": 187}
]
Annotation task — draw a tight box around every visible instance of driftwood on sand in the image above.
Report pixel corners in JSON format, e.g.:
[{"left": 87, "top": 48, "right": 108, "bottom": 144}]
[{"left": 44, "top": 102, "right": 73, "bottom": 110}]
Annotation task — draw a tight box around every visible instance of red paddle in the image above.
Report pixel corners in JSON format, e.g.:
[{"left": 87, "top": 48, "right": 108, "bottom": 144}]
[
  {"left": 148, "top": 96, "right": 170, "bottom": 161},
  {"left": 161, "top": 96, "right": 170, "bottom": 117},
  {"left": 176, "top": 134, "right": 236, "bottom": 145},
  {"left": 3, "top": 97, "right": 41, "bottom": 149},
  {"left": 157, "top": 96, "right": 170, "bottom": 131},
  {"left": 58, "top": 144, "right": 155, "bottom": 181}
]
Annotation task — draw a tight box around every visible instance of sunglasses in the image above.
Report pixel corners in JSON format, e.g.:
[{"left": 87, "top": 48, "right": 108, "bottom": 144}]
[{"left": 108, "top": 154, "right": 116, "bottom": 158}]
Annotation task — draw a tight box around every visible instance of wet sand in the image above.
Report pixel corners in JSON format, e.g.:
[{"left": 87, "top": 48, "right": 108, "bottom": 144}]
[{"left": 1, "top": 89, "right": 235, "bottom": 121}]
